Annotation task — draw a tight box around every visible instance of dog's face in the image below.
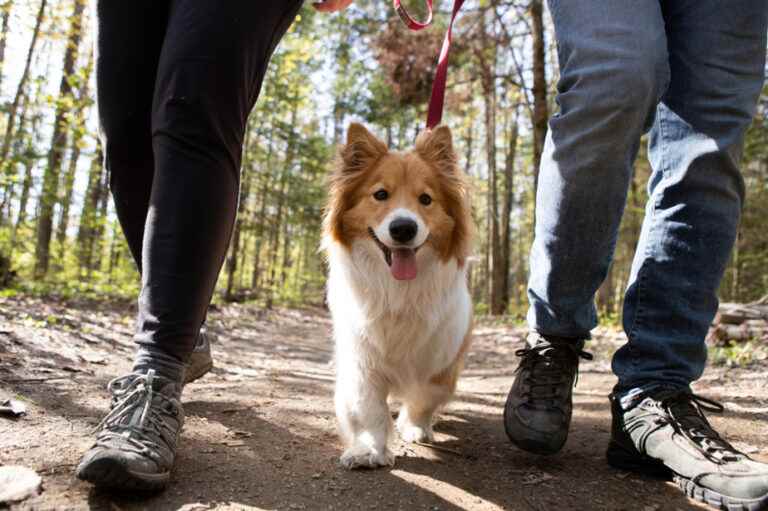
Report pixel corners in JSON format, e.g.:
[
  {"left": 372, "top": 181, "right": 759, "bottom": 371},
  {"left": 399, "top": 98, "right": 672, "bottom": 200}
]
[{"left": 324, "top": 123, "right": 472, "bottom": 280}]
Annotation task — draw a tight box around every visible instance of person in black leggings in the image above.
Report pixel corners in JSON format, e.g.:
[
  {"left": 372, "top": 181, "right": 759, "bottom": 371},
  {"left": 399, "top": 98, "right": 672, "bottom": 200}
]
[{"left": 77, "top": 0, "right": 351, "bottom": 491}]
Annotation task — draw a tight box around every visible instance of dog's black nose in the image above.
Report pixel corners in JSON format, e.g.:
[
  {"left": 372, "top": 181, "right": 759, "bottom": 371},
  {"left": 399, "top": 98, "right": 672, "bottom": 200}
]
[{"left": 389, "top": 217, "right": 418, "bottom": 243}]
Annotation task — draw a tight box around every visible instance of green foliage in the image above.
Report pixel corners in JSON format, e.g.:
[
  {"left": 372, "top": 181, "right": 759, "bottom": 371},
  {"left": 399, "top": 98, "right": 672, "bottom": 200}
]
[{"left": 711, "top": 341, "right": 768, "bottom": 367}]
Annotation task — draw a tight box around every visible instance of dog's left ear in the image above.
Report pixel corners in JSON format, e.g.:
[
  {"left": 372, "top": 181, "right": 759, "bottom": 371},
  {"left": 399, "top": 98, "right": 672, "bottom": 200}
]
[{"left": 416, "top": 125, "right": 456, "bottom": 173}]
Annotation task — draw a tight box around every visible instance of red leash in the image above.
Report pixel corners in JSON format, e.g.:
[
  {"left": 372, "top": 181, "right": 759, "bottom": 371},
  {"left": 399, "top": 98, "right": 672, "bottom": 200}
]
[{"left": 393, "top": 0, "right": 466, "bottom": 129}]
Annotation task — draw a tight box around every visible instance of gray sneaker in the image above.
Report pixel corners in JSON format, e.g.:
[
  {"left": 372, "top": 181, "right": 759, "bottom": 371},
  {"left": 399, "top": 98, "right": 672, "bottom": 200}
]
[
  {"left": 76, "top": 370, "right": 184, "bottom": 491},
  {"left": 184, "top": 328, "right": 214, "bottom": 385},
  {"left": 504, "top": 333, "right": 592, "bottom": 455},
  {"left": 608, "top": 386, "right": 768, "bottom": 511}
]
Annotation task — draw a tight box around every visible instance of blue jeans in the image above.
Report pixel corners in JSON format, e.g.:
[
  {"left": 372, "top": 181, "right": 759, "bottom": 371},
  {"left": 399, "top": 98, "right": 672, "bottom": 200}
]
[{"left": 527, "top": 0, "right": 768, "bottom": 390}]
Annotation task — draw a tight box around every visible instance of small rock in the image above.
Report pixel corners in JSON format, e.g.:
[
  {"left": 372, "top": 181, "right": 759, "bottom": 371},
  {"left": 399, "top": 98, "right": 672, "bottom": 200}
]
[
  {"left": 0, "top": 399, "right": 26, "bottom": 417},
  {"left": 0, "top": 466, "right": 42, "bottom": 504}
]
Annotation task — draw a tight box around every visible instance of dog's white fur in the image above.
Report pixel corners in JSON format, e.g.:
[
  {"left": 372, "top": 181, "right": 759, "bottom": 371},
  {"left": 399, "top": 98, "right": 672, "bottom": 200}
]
[{"left": 324, "top": 216, "right": 472, "bottom": 469}]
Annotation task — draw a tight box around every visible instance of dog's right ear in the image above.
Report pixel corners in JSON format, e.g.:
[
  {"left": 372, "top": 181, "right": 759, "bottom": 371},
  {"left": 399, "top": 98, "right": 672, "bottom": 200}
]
[{"left": 341, "top": 123, "right": 388, "bottom": 173}]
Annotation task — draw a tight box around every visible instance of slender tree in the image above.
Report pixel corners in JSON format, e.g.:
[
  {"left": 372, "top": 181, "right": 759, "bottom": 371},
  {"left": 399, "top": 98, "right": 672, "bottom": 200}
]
[
  {"left": 55, "top": 51, "right": 93, "bottom": 261},
  {"left": 34, "top": 0, "right": 85, "bottom": 277},
  {"left": 0, "top": 0, "right": 46, "bottom": 199},
  {"left": 500, "top": 102, "right": 519, "bottom": 311},
  {"left": 225, "top": 128, "right": 253, "bottom": 301},
  {"left": 0, "top": 0, "right": 13, "bottom": 95},
  {"left": 76, "top": 145, "right": 105, "bottom": 274},
  {"left": 530, "top": 0, "right": 548, "bottom": 197}
]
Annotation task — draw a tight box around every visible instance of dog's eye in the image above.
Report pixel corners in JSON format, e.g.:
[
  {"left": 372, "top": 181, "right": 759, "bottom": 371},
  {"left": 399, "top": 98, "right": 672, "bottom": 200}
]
[
  {"left": 373, "top": 190, "right": 388, "bottom": 201},
  {"left": 419, "top": 193, "right": 432, "bottom": 206}
]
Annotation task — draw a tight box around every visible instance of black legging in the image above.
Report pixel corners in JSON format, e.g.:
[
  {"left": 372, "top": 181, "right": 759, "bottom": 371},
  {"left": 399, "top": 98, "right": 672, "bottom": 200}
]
[{"left": 95, "top": 0, "right": 303, "bottom": 360}]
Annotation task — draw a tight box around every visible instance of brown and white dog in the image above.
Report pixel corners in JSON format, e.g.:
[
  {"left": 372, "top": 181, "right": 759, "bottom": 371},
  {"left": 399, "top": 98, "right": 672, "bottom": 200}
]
[{"left": 322, "top": 123, "right": 473, "bottom": 469}]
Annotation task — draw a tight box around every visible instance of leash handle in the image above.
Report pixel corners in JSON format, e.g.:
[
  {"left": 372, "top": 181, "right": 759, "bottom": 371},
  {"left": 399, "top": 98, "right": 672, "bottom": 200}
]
[
  {"left": 425, "top": 0, "right": 464, "bottom": 129},
  {"left": 393, "top": 0, "right": 433, "bottom": 30},
  {"left": 393, "top": 0, "right": 465, "bottom": 129}
]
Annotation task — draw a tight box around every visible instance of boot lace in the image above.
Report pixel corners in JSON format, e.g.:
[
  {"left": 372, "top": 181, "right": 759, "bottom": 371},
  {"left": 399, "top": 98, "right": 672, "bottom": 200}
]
[
  {"left": 515, "top": 342, "right": 592, "bottom": 405},
  {"left": 93, "top": 369, "right": 180, "bottom": 461},
  {"left": 656, "top": 388, "right": 744, "bottom": 464}
]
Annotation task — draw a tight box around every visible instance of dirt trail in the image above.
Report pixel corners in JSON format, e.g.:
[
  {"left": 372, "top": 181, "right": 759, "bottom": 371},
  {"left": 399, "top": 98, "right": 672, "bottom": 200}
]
[{"left": 1, "top": 296, "right": 767, "bottom": 511}]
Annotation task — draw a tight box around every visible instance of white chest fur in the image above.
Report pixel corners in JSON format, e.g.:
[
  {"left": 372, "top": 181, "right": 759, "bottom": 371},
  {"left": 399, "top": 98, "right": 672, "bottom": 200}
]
[{"left": 325, "top": 239, "right": 471, "bottom": 394}]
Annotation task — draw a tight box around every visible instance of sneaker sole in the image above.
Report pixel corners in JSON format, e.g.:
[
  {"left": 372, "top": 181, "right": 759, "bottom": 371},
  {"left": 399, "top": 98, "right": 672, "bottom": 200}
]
[
  {"left": 76, "top": 456, "right": 170, "bottom": 492},
  {"left": 674, "top": 474, "right": 768, "bottom": 511},
  {"left": 607, "top": 441, "right": 768, "bottom": 511},
  {"left": 503, "top": 397, "right": 567, "bottom": 456}
]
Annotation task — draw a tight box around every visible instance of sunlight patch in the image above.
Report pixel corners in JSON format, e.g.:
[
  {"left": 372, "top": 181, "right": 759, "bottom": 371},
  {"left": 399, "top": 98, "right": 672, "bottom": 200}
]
[{"left": 391, "top": 470, "right": 506, "bottom": 510}]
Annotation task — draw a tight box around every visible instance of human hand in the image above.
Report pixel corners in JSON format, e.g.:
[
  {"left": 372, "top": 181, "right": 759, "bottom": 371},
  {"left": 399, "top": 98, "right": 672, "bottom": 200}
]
[{"left": 312, "top": 0, "right": 353, "bottom": 12}]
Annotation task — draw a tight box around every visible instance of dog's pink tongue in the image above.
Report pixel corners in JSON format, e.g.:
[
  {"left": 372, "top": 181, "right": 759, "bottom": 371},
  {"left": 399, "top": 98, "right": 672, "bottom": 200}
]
[{"left": 391, "top": 249, "right": 417, "bottom": 280}]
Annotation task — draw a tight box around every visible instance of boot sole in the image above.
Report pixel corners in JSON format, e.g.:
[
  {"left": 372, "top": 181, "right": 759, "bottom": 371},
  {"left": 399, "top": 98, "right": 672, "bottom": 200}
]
[
  {"left": 76, "top": 456, "right": 170, "bottom": 492},
  {"left": 607, "top": 441, "right": 768, "bottom": 511},
  {"left": 184, "top": 360, "right": 213, "bottom": 385}
]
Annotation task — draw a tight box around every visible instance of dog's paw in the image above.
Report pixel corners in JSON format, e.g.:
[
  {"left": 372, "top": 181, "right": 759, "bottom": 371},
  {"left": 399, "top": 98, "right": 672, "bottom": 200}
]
[
  {"left": 339, "top": 446, "right": 395, "bottom": 470},
  {"left": 397, "top": 421, "right": 435, "bottom": 443}
]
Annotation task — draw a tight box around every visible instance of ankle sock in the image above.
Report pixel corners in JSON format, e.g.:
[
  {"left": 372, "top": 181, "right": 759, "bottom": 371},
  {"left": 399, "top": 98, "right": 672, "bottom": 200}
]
[{"left": 133, "top": 346, "right": 186, "bottom": 384}]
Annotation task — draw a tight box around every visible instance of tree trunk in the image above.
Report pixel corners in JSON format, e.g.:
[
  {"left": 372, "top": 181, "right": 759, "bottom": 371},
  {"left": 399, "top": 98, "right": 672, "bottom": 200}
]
[
  {"left": 225, "top": 128, "right": 252, "bottom": 301},
  {"left": 266, "top": 161, "right": 290, "bottom": 309},
  {"left": 479, "top": 13, "right": 503, "bottom": 315},
  {"left": 596, "top": 263, "right": 615, "bottom": 317},
  {"left": 107, "top": 221, "right": 121, "bottom": 281},
  {"left": 530, "top": 0, "right": 548, "bottom": 199},
  {"left": 0, "top": 83, "right": 31, "bottom": 223},
  {"left": 55, "top": 51, "right": 92, "bottom": 262},
  {"left": 251, "top": 128, "right": 276, "bottom": 292},
  {"left": 34, "top": 0, "right": 85, "bottom": 278},
  {"left": 266, "top": 106, "right": 298, "bottom": 308},
  {"left": 0, "top": 0, "right": 12, "bottom": 94},
  {"left": 500, "top": 105, "right": 519, "bottom": 312},
  {"left": 280, "top": 208, "right": 292, "bottom": 286},
  {"left": 76, "top": 145, "right": 106, "bottom": 274},
  {"left": 13, "top": 93, "right": 38, "bottom": 233},
  {"left": 93, "top": 154, "right": 110, "bottom": 273},
  {"left": 463, "top": 117, "right": 474, "bottom": 177},
  {"left": 0, "top": 0, "right": 46, "bottom": 207}
]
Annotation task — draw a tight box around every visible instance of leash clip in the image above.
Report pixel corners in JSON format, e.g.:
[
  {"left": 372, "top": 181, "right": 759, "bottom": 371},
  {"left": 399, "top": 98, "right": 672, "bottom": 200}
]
[{"left": 393, "top": 0, "right": 433, "bottom": 30}]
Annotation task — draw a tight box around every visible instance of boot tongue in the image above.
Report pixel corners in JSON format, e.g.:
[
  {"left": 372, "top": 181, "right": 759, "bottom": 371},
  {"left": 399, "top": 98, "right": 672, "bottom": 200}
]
[{"left": 390, "top": 248, "right": 417, "bottom": 280}]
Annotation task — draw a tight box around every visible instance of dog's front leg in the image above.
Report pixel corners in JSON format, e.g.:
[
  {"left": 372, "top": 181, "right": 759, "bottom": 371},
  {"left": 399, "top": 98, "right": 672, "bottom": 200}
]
[{"left": 335, "top": 360, "right": 394, "bottom": 469}]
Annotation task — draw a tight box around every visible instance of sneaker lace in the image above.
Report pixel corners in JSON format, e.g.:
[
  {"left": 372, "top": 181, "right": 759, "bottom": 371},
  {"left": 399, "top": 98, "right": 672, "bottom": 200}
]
[
  {"left": 93, "top": 369, "right": 180, "bottom": 460},
  {"left": 658, "top": 389, "right": 744, "bottom": 464},
  {"left": 514, "top": 343, "right": 593, "bottom": 404}
]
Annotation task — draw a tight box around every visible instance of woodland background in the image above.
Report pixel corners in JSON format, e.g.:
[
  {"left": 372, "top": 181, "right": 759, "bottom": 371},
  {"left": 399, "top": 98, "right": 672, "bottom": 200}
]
[{"left": 0, "top": 0, "right": 766, "bottom": 322}]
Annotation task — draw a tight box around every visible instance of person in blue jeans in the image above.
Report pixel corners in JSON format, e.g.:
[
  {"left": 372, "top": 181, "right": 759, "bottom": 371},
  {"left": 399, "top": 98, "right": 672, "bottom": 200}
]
[{"left": 503, "top": 1, "right": 768, "bottom": 509}]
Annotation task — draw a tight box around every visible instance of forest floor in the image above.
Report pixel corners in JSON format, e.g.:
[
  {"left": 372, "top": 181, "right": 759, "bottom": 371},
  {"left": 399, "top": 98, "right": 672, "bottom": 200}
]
[{"left": 1, "top": 295, "right": 767, "bottom": 511}]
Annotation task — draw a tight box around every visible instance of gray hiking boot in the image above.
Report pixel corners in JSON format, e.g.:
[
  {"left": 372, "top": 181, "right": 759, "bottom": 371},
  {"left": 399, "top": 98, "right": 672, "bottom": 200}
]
[
  {"left": 76, "top": 369, "right": 184, "bottom": 491},
  {"left": 504, "top": 333, "right": 592, "bottom": 455},
  {"left": 184, "top": 328, "right": 214, "bottom": 385},
  {"left": 608, "top": 386, "right": 768, "bottom": 511}
]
